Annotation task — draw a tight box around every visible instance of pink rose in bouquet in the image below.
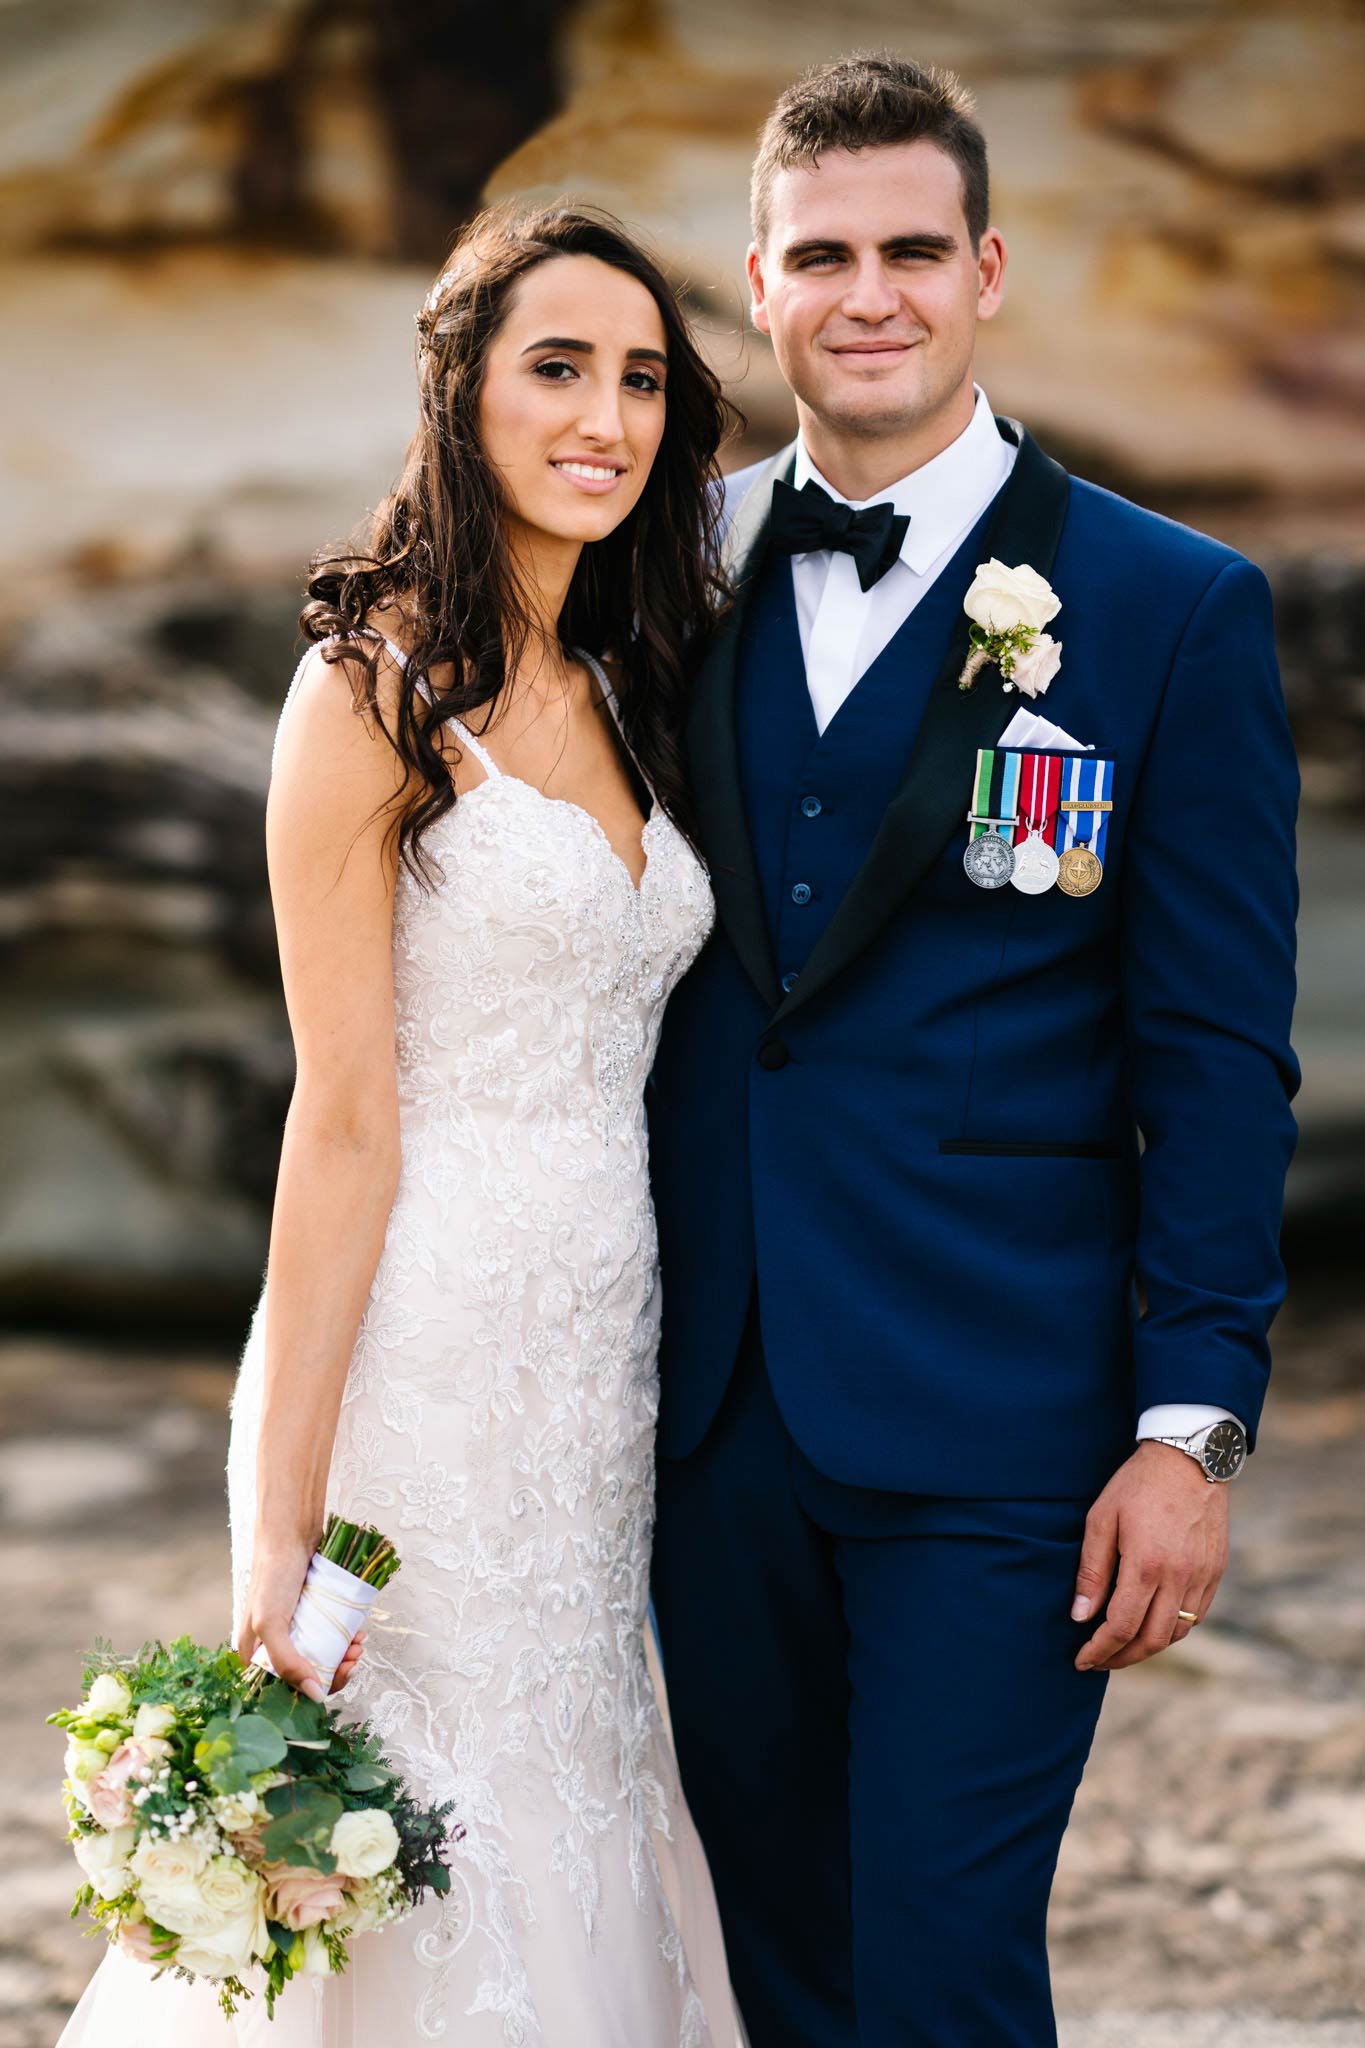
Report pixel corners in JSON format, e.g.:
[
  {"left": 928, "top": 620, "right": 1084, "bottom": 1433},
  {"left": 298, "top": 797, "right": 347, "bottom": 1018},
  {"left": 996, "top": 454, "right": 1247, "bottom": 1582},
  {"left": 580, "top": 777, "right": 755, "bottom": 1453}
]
[
  {"left": 115, "top": 1917, "right": 156, "bottom": 1964},
  {"left": 86, "top": 1742, "right": 157, "bottom": 1830},
  {"left": 261, "top": 1858, "right": 352, "bottom": 1931}
]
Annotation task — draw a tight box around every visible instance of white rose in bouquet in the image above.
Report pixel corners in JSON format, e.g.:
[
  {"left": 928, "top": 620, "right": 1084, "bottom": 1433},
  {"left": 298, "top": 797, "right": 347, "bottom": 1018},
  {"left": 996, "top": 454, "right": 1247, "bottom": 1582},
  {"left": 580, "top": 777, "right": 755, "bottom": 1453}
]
[
  {"left": 145, "top": 1862, "right": 268, "bottom": 1975},
  {"left": 130, "top": 1702, "right": 177, "bottom": 1758},
  {"left": 173, "top": 1890, "right": 269, "bottom": 1983},
  {"left": 198, "top": 1856, "right": 263, "bottom": 1916},
  {"left": 160, "top": 1860, "right": 268, "bottom": 1976},
  {"left": 330, "top": 1808, "right": 400, "bottom": 1879},
  {"left": 73, "top": 1824, "right": 137, "bottom": 1900},
  {"left": 140, "top": 1886, "right": 220, "bottom": 1939},
  {"left": 129, "top": 1833, "right": 211, "bottom": 1924},
  {"left": 86, "top": 1673, "right": 133, "bottom": 1718},
  {"left": 963, "top": 559, "right": 1061, "bottom": 635}
]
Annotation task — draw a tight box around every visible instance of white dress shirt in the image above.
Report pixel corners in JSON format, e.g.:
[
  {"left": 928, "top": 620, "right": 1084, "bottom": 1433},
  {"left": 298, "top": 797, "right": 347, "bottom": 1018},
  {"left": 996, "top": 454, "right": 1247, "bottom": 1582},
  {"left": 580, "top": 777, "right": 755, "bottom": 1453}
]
[
  {"left": 790, "top": 383, "right": 1016, "bottom": 735},
  {"left": 784, "top": 385, "right": 1242, "bottom": 1453}
]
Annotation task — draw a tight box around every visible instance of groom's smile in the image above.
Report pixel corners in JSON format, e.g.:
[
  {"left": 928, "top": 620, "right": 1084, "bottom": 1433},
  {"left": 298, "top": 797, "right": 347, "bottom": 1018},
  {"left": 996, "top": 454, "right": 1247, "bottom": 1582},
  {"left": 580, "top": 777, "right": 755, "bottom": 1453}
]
[{"left": 823, "top": 336, "right": 923, "bottom": 367}]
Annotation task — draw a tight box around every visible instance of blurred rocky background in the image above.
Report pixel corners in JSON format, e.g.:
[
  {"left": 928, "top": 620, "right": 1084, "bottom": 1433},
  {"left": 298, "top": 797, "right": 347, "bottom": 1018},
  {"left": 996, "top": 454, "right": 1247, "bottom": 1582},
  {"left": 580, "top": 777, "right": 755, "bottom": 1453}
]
[
  {"left": 3, "top": 0, "right": 1363, "bottom": 1323},
  {"left": 2, "top": 1, "right": 1363, "bottom": 2039}
]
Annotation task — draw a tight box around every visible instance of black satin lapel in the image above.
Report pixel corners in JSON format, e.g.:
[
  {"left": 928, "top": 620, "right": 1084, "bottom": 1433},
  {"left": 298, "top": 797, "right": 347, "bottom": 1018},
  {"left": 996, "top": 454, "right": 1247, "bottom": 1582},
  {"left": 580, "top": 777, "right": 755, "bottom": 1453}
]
[
  {"left": 686, "top": 444, "right": 796, "bottom": 1010},
  {"left": 772, "top": 421, "right": 1071, "bottom": 1026}
]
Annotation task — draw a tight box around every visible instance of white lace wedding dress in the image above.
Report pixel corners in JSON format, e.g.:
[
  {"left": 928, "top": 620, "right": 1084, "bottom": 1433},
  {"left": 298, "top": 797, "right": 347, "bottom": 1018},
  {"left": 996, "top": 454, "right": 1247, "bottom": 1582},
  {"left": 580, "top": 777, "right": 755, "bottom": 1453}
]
[{"left": 57, "top": 637, "right": 744, "bottom": 2047}]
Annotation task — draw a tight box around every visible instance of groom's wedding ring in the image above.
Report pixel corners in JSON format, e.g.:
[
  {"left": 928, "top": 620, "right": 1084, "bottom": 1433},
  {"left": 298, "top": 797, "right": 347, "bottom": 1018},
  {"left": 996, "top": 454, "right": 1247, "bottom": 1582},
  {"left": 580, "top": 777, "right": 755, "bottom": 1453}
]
[{"left": 1177, "top": 1609, "right": 1199, "bottom": 1623}]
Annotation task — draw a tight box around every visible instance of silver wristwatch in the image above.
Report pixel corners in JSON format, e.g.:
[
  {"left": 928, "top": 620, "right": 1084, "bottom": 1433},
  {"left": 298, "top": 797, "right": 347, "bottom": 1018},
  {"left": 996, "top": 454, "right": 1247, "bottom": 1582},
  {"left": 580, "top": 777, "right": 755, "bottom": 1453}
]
[{"left": 1148, "top": 1417, "right": 1247, "bottom": 1483}]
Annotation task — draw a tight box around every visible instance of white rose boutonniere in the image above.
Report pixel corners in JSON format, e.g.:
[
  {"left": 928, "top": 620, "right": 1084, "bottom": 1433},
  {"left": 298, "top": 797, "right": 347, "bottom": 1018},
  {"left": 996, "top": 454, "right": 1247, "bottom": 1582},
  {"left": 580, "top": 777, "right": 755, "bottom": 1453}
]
[{"left": 959, "top": 559, "right": 1062, "bottom": 693}]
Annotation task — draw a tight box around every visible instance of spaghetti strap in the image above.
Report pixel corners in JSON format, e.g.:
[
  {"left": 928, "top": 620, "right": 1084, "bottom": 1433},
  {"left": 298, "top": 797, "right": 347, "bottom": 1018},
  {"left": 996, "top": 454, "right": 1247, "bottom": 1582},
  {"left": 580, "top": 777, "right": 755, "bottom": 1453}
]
[
  {"left": 270, "top": 634, "right": 349, "bottom": 778},
  {"left": 357, "top": 629, "right": 500, "bottom": 780},
  {"left": 443, "top": 717, "right": 501, "bottom": 782},
  {"left": 577, "top": 647, "right": 621, "bottom": 730},
  {"left": 372, "top": 631, "right": 410, "bottom": 671},
  {"left": 271, "top": 630, "right": 419, "bottom": 778},
  {"left": 576, "top": 647, "right": 656, "bottom": 801}
]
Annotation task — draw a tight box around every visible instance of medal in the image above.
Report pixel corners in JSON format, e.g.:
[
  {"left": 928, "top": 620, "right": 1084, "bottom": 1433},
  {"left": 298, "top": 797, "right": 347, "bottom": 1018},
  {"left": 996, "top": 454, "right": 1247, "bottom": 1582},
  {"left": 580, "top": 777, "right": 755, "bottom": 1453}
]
[
  {"left": 1056, "top": 754, "right": 1114, "bottom": 896},
  {"left": 1012, "top": 831, "right": 1060, "bottom": 893},
  {"left": 964, "top": 830, "right": 1014, "bottom": 888},
  {"left": 1057, "top": 845, "right": 1102, "bottom": 896},
  {"left": 1009, "top": 753, "right": 1062, "bottom": 895},
  {"left": 963, "top": 748, "right": 1022, "bottom": 890}
]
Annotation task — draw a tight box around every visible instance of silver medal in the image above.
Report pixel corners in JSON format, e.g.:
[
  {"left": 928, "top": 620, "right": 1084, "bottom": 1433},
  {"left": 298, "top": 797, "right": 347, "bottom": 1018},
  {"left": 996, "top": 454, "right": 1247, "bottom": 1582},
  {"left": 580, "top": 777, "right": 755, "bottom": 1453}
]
[
  {"left": 1010, "top": 831, "right": 1060, "bottom": 894},
  {"left": 963, "top": 829, "right": 1015, "bottom": 890}
]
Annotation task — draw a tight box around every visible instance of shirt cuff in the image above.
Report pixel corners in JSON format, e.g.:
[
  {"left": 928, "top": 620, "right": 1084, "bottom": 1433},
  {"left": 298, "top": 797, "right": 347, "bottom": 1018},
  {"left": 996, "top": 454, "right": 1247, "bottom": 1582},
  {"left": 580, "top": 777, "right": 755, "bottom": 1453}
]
[{"left": 1137, "top": 1402, "right": 1245, "bottom": 1442}]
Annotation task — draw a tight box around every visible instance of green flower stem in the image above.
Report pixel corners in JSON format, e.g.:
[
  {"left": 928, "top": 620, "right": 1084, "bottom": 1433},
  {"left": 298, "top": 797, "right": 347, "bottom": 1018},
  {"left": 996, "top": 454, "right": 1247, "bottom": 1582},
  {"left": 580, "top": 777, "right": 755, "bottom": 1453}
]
[{"left": 318, "top": 1514, "right": 401, "bottom": 1589}]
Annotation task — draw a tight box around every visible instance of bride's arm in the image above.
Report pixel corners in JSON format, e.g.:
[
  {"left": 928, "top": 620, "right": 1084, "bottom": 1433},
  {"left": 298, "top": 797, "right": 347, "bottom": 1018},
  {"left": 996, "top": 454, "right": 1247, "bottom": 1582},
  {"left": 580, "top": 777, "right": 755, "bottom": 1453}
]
[{"left": 234, "top": 640, "right": 413, "bottom": 1698}]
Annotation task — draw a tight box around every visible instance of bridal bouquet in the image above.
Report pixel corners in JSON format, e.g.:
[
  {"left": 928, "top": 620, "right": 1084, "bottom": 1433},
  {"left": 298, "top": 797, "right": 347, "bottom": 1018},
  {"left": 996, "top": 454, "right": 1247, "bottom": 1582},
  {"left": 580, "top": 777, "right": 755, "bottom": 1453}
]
[{"left": 49, "top": 1517, "right": 457, "bottom": 2020}]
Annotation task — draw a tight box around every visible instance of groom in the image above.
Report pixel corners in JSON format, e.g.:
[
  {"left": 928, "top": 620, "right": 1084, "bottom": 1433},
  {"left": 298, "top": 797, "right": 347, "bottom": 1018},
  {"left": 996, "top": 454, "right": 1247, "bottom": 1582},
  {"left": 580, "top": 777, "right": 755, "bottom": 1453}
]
[{"left": 647, "top": 52, "right": 1299, "bottom": 2048}]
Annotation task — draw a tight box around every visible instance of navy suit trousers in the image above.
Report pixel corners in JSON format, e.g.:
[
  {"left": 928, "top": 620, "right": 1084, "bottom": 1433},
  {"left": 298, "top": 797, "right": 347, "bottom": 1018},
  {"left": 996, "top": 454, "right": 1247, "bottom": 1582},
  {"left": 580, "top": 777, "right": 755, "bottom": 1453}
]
[{"left": 651, "top": 1301, "right": 1110, "bottom": 2048}]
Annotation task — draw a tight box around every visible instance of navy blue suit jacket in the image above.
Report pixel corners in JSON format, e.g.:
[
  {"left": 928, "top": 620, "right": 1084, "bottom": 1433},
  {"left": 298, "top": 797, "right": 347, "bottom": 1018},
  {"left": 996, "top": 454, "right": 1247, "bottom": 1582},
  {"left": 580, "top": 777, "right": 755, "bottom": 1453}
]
[{"left": 647, "top": 418, "right": 1300, "bottom": 1499}]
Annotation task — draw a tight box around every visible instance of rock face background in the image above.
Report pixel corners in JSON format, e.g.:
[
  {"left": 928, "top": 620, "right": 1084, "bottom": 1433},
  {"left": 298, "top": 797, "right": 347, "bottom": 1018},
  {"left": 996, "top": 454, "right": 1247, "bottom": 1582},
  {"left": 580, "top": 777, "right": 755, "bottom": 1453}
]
[{"left": 2, "top": 0, "right": 1363, "bottom": 1319}]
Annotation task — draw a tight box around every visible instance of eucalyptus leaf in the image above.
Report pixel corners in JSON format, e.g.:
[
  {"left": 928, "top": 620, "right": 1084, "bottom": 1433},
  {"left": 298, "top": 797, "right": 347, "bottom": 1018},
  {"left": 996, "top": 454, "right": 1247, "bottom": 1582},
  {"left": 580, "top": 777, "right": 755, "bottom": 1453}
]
[
  {"left": 266, "top": 1918, "right": 295, "bottom": 1956},
  {"left": 249, "top": 1685, "right": 298, "bottom": 1731},
  {"left": 260, "top": 1781, "right": 343, "bottom": 1870},
  {"left": 200, "top": 1711, "right": 288, "bottom": 1770},
  {"left": 194, "top": 1716, "right": 241, "bottom": 1791},
  {"left": 343, "top": 1764, "right": 393, "bottom": 1792},
  {"left": 282, "top": 1694, "right": 332, "bottom": 1742}
]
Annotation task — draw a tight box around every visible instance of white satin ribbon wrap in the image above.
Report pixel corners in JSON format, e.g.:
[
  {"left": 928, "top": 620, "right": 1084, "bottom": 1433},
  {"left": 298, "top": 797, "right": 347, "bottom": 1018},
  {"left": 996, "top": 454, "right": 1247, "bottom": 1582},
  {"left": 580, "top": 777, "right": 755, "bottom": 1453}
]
[{"left": 250, "top": 1550, "right": 385, "bottom": 1694}]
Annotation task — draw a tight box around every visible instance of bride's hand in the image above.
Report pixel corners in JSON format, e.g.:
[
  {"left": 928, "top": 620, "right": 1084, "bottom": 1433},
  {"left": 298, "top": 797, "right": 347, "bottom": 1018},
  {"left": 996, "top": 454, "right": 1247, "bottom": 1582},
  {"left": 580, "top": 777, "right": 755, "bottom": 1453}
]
[
  {"left": 330, "top": 1628, "right": 367, "bottom": 1693},
  {"left": 236, "top": 1537, "right": 329, "bottom": 1702}
]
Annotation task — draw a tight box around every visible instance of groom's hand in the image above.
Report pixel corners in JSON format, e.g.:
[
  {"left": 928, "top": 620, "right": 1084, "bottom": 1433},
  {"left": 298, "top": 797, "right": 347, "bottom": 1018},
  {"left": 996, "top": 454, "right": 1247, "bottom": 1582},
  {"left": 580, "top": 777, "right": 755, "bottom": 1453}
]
[{"left": 1071, "top": 1443, "right": 1229, "bottom": 1672}]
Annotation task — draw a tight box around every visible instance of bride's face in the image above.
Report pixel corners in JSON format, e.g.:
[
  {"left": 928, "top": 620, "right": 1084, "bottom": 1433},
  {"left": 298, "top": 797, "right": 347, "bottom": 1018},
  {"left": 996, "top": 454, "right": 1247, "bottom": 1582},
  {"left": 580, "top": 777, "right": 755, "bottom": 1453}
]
[{"left": 478, "top": 254, "right": 669, "bottom": 549}]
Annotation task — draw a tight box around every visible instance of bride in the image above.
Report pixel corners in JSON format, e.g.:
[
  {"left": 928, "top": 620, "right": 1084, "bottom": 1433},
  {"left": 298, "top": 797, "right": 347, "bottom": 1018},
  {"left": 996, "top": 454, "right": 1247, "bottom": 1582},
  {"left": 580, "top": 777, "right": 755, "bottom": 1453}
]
[{"left": 58, "top": 201, "right": 745, "bottom": 2046}]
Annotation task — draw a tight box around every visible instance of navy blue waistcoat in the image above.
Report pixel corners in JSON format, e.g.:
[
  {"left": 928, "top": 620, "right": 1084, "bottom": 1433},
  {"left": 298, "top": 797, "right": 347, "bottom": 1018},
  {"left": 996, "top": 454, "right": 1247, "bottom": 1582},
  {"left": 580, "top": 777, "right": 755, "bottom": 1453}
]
[{"left": 737, "top": 510, "right": 997, "bottom": 990}]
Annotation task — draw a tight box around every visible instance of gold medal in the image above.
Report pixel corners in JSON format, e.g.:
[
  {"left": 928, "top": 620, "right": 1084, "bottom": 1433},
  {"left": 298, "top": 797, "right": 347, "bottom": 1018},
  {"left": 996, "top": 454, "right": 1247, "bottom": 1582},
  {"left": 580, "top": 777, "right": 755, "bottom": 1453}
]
[{"left": 1057, "top": 845, "right": 1103, "bottom": 897}]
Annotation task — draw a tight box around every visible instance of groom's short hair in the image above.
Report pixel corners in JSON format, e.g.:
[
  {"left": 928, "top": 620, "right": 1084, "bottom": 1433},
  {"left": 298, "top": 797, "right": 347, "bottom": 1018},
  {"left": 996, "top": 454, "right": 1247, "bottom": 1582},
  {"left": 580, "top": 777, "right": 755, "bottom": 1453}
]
[{"left": 751, "top": 52, "right": 989, "bottom": 252}]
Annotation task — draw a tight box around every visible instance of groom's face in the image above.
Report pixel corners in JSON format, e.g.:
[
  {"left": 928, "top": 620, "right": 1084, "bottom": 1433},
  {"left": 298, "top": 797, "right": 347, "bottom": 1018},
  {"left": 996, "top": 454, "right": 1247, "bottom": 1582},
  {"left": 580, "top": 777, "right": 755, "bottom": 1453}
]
[{"left": 748, "top": 139, "right": 1004, "bottom": 440}]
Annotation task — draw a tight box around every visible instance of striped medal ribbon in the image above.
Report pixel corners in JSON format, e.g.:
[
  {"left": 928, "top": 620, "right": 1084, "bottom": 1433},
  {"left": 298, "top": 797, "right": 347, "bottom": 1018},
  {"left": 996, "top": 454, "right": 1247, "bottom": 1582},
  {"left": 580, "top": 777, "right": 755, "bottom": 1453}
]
[{"left": 1010, "top": 752, "right": 1063, "bottom": 894}]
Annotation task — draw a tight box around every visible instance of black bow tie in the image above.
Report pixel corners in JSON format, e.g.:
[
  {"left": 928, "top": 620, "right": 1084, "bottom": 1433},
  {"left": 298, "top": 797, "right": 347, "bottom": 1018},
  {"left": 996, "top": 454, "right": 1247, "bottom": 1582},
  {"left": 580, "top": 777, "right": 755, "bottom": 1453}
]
[{"left": 768, "top": 477, "right": 910, "bottom": 592}]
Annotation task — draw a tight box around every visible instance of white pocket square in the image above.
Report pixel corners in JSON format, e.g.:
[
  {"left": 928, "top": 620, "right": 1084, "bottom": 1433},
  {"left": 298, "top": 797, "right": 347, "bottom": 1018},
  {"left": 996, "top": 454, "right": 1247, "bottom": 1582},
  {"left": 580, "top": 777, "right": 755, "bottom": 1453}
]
[{"left": 996, "top": 709, "right": 1094, "bottom": 753}]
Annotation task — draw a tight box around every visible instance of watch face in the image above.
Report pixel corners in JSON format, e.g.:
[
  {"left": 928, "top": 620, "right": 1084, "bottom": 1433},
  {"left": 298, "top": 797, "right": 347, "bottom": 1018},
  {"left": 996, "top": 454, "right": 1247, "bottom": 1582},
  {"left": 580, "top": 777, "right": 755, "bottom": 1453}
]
[{"left": 1202, "top": 1420, "right": 1247, "bottom": 1479}]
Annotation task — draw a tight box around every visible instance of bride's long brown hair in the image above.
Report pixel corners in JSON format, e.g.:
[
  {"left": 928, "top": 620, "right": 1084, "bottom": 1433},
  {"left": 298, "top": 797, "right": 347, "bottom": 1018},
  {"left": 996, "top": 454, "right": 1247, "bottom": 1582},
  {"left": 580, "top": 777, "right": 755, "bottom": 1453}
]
[{"left": 300, "top": 201, "right": 741, "bottom": 883}]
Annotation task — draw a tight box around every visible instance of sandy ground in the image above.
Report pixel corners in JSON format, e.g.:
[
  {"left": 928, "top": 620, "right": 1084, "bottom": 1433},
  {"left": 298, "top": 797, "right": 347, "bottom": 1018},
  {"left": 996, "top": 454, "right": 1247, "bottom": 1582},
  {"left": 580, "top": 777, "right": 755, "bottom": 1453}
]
[{"left": 3, "top": 1275, "right": 1362, "bottom": 2047}]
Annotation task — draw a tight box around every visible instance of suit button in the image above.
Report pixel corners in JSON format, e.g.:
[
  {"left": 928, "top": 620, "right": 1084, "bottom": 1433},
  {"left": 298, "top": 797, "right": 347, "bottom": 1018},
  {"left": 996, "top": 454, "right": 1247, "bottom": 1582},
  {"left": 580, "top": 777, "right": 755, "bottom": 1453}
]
[
  {"left": 791, "top": 882, "right": 812, "bottom": 905},
  {"left": 781, "top": 971, "right": 798, "bottom": 993},
  {"left": 758, "top": 1041, "right": 790, "bottom": 1071},
  {"left": 800, "top": 796, "right": 823, "bottom": 818}
]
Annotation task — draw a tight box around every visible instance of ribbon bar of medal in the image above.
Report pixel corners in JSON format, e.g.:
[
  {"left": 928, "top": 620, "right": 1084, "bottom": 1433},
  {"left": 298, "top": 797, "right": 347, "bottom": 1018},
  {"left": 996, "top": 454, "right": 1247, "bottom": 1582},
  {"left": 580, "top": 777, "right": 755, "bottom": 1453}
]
[{"left": 969, "top": 749, "right": 1023, "bottom": 844}]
